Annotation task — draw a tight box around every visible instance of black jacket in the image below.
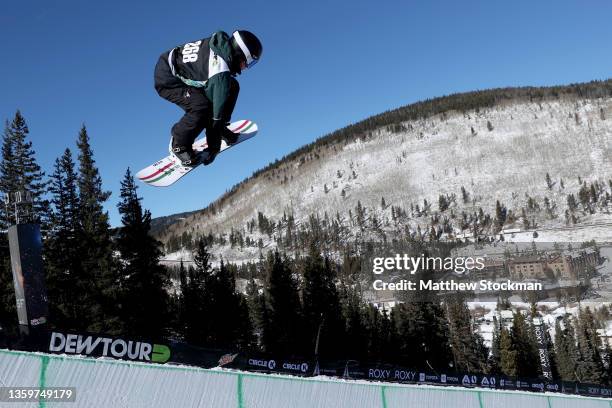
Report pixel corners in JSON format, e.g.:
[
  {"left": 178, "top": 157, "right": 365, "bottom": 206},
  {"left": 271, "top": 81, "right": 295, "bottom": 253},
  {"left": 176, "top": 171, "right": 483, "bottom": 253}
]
[{"left": 157, "top": 31, "right": 240, "bottom": 122}]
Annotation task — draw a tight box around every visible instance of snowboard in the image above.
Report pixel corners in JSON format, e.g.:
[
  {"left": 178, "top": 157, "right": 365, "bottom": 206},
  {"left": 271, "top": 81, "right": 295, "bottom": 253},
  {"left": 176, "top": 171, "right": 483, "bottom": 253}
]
[{"left": 136, "top": 119, "right": 258, "bottom": 187}]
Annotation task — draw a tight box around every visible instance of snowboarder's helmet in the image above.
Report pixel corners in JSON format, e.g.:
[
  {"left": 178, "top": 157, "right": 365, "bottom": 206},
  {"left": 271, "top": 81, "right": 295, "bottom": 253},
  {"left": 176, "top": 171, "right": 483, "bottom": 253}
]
[{"left": 232, "top": 30, "right": 262, "bottom": 69}]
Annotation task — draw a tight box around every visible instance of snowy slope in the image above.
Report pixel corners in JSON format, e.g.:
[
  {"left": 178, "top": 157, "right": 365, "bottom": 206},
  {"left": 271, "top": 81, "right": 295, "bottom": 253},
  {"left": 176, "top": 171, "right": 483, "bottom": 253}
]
[{"left": 156, "top": 95, "right": 612, "bottom": 265}]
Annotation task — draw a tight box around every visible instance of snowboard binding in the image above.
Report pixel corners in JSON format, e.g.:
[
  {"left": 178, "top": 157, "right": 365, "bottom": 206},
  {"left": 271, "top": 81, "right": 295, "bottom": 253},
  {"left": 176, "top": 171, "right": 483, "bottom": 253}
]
[{"left": 171, "top": 145, "right": 201, "bottom": 167}]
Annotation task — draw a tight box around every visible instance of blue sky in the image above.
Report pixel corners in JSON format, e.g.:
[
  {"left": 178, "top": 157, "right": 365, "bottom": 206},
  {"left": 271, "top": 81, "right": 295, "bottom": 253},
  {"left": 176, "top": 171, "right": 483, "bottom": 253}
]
[{"left": 1, "top": 0, "right": 611, "bottom": 226}]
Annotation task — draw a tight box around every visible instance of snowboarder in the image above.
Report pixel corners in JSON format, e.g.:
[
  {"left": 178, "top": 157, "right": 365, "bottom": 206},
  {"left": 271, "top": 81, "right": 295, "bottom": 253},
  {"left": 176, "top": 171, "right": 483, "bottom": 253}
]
[{"left": 154, "top": 30, "right": 262, "bottom": 166}]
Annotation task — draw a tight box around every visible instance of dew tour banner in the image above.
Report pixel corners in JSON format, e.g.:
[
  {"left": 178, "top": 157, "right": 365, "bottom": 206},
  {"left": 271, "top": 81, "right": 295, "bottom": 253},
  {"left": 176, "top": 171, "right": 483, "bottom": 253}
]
[
  {"left": 47, "top": 331, "right": 171, "bottom": 364},
  {"left": 45, "top": 332, "right": 313, "bottom": 375}
]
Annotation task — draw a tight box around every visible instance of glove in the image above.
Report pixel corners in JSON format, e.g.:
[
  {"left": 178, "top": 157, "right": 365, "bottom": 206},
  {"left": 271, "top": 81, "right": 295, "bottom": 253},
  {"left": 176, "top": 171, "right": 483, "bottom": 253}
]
[{"left": 206, "top": 120, "right": 227, "bottom": 154}]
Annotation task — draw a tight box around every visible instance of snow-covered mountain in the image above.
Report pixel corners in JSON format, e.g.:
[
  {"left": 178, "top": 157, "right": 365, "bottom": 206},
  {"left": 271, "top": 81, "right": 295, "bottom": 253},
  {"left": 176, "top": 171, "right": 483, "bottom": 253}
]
[{"left": 153, "top": 82, "right": 612, "bottom": 263}]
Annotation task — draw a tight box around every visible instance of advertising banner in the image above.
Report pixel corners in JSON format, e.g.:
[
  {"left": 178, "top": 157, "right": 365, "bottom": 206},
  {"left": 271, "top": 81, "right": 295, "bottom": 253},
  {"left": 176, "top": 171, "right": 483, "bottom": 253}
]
[{"left": 47, "top": 331, "right": 171, "bottom": 364}]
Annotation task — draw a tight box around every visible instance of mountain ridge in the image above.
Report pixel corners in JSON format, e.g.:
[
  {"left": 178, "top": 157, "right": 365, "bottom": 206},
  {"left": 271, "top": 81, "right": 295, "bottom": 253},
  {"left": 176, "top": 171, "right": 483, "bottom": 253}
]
[{"left": 151, "top": 79, "right": 612, "bottom": 255}]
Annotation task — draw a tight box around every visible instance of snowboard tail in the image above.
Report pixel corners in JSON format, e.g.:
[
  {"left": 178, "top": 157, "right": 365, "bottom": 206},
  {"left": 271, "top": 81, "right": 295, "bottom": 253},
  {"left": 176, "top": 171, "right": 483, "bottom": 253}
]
[{"left": 136, "top": 119, "right": 258, "bottom": 187}]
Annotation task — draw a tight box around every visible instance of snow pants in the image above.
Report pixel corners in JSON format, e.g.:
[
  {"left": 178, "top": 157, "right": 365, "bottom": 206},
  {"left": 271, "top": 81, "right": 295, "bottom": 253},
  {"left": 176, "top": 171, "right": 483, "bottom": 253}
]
[{"left": 153, "top": 54, "right": 238, "bottom": 151}]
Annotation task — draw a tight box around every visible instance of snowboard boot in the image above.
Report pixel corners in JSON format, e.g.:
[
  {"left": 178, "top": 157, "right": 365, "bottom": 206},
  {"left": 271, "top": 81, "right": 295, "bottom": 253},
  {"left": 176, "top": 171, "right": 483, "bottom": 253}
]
[
  {"left": 222, "top": 128, "right": 239, "bottom": 145},
  {"left": 202, "top": 148, "right": 218, "bottom": 166},
  {"left": 171, "top": 145, "right": 201, "bottom": 166}
]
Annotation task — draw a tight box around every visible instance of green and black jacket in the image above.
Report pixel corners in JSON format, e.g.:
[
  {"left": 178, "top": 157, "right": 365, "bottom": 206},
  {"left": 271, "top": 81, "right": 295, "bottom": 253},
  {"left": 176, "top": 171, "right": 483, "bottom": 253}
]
[{"left": 164, "top": 31, "right": 239, "bottom": 122}]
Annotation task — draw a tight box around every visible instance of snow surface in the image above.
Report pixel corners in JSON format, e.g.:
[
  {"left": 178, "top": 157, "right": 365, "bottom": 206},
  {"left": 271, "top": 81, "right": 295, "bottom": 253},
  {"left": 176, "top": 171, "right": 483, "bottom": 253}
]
[{"left": 0, "top": 349, "right": 609, "bottom": 407}]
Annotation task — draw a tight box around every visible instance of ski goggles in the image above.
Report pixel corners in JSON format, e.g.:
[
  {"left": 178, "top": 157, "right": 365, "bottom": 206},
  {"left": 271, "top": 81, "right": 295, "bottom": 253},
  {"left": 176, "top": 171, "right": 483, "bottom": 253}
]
[{"left": 232, "top": 31, "right": 259, "bottom": 69}]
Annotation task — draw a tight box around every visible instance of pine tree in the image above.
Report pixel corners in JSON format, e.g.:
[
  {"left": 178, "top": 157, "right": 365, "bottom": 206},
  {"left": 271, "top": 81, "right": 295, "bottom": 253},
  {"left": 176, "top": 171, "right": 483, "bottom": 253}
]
[
  {"left": 567, "top": 194, "right": 578, "bottom": 212},
  {"left": 0, "top": 111, "right": 49, "bottom": 228},
  {"left": 0, "top": 116, "right": 18, "bottom": 331},
  {"left": 446, "top": 298, "right": 488, "bottom": 372},
  {"left": 182, "top": 239, "right": 253, "bottom": 349},
  {"left": 424, "top": 302, "right": 455, "bottom": 370},
  {"left": 341, "top": 282, "right": 368, "bottom": 360},
  {"left": 116, "top": 168, "right": 170, "bottom": 339},
  {"left": 213, "top": 260, "right": 254, "bottom": 350},
  {"left": 511, "top": 312, "right": 541, "bottom": 377},
  {"left": 499, "top": 326, "right": 517, "bottom": 376},
  {"left": 180, "top": 241, "right": 211, "bottom": 345},
  {"left": 575, "top": 307, "right": 606, "bottom": 383},
  {"left": 75, "top": 125, "right": 117, "bottom": 332},
  {"left": 235, "top": 288, "right": 256, "bottom": 350},
  {"left": 364, "top": 304, "right": 387, "bottom": 361},
  {"left": 438, "top": 195, "right": 449, "bottom": 212},
  {"left": 489, "top": 316, "right": 502, "bottom": 374},
  {"left": 261, "top": 251, "right": 304, "bottom": 354},
  {"left": 0, "top": 120, "right": 18, "bottom": 226},
  {"left": 546, "top": 173, "right": 553, "bottom": 190},
  {"left": 544, "top": 322, "right": 560, "bottom": 380},
  {"left": 48, "top": 149, "right": 80, "bottom": 239},
  {"left": 604, "top": 343, "right": 612, "bottom": 384},
  {"left": 391, "top": 301, "right": 453, "bottom": 369},
  {"left": 495, "top": 200, "right": 507, "bottom": 229},
  {"left": 386, "top": 308, "right": 401, "bottom": 360},
  {"left": 301, "top": 243, "right": 345, "bottom": 358},
  {"left": 168, "top": 260, "right": 188, "bottom": 336},
  {"left": 355, "top": 201, "right": 365, "bottom": 229},
  {"left": 461, "top": 186, "right": 470, "bottom": 204},
  {"left": 245, "top": 273, "right": 266, "bottom": 347},
  {"left": 45, "top": 149, "right": 83, "bottom": 329}
]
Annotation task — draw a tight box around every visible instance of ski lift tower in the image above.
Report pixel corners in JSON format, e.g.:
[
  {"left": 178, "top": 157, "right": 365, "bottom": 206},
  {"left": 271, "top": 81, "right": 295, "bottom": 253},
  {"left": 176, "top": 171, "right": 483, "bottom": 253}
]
[{"left": 4, "top": 191, "right": 48, "bottom": 336}]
